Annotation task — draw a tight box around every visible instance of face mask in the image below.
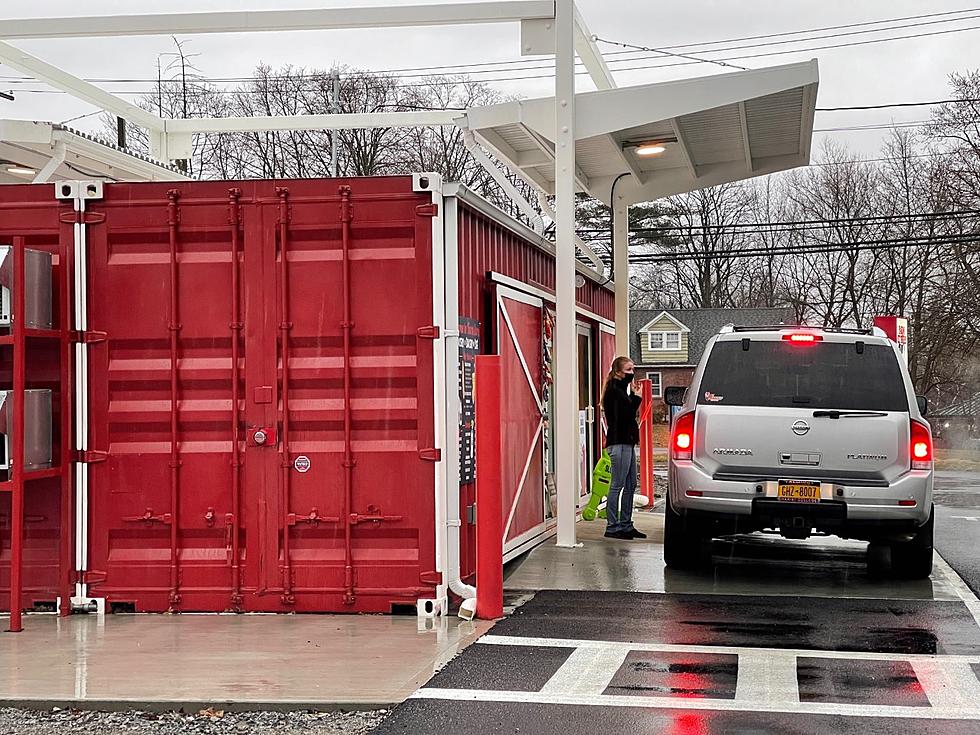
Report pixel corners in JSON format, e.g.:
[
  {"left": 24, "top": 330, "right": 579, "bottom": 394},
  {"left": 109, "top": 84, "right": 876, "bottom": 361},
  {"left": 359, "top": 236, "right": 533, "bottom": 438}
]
[{"left": 621, "top": 372, "right": 635, "bottom": 385}]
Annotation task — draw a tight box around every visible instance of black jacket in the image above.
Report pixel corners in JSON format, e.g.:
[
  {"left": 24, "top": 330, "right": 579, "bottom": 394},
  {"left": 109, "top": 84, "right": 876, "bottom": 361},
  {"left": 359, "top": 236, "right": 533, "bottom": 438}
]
[{"left": 603, "top": 379, "right": 642, "bottom": 447}]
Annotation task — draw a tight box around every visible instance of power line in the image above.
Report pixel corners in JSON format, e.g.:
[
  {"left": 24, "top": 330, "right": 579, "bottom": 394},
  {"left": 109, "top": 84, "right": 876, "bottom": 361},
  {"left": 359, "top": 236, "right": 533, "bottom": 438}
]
[
  {"left": 817, "top": 98, "right": 980, "bottom": 111},
  {"left": 5, "top": 9, "right": 980, "bottom": 90},
  {"left": 624, "top": 232, "right": 980, "bottom": 264},
  {"left": 576, "top": 209, "right": 980, "bottom": 235}
]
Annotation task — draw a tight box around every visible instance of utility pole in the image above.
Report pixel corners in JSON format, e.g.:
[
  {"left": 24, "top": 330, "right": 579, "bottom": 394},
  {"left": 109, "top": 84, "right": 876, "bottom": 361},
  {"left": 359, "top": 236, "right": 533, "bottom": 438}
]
[{"left": 329, "top": 69, "right": 341, "bottom": 177}]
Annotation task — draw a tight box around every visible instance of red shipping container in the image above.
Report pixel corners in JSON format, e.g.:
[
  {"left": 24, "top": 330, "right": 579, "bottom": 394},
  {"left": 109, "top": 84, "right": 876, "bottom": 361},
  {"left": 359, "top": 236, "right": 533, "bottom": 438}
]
[{"left": 0, "top": 175, "right": 614, "bottom": 616}]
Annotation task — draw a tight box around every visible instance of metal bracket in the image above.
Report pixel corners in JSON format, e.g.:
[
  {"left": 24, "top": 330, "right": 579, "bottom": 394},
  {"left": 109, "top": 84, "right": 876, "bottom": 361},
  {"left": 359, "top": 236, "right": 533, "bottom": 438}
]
[
  {"left": 59, "top": 210, "right": 106, "bottom": 225},
  {"left": 417, "top": 325, "right": 440, "bottom": 339},
  {"left": 74, "top": 449, "right": 108, "bottom": 464},
  {"left": 71, "top": 330, "right": 107, "bottom": 344},
  {"left": 349, "top": 507, "right": 403, "bottom": 525},
  {"left": 419, "top": 447, "right": 442, "bottom": 462},
  {"left": 287, "top": 508, "right": 339, "bottom": 527},
  {"left": 123, "top": 508, "right": 173, "bottom": 524},
  {"left": 54, "top": 180, "right": 104, "bottom": 201},
  {"left": 420, "top": 570, "right": 443, "bottom": 585},
  {"left": 415, "top": 202, "right": 439, "bottom": 217}
]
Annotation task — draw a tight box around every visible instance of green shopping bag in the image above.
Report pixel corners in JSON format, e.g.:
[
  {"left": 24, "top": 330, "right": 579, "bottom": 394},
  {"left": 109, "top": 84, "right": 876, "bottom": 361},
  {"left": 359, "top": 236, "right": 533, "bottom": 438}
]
[{"left": 582, "top": 449, "right": 612, "bottom": 521}]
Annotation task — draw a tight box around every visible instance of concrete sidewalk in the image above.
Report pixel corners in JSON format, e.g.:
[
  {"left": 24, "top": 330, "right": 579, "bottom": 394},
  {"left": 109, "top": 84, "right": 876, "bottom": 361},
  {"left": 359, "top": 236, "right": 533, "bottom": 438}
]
[{"left": 0, "top": 612, "right": 490, "bottom": 711}]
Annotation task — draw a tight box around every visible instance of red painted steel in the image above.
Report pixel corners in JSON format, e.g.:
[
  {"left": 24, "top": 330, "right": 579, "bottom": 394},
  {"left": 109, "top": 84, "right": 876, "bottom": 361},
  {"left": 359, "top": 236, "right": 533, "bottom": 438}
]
[
  {"left": 1, "top": 178, "right": 615, "bottom": 617},
  {"left": 76, "top": 178, "right": 438, "bottom": 613},
  {"left": 496, "top": 292, "right": 545, "bottom": 547},
  {"left": 228, "top": 188, "right": 244, "bottom": 609},
  {"left": 638, "top": 378, "right": 655, "bottom": 508},
  {"left": 475, "top": 355, "right": 503, "bottom": 620},
  {"left": 8, "top": 238, "right": 26, "bottom": 631}
]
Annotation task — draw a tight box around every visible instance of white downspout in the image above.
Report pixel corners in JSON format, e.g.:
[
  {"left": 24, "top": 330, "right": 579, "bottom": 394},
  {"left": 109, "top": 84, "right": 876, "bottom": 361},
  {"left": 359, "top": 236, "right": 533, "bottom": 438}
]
[{"left": 441, "top": 190, "right": 477, "bottom": 616}]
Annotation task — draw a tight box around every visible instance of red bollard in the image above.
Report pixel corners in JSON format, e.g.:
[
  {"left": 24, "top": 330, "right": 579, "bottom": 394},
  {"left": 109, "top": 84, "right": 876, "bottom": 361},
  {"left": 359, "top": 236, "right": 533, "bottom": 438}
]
[
  {"left": 638, "top": 378, "right": 656, "bottom": 509},
  {"left": 475, "top": 355, "right": 504, "bottom": 620}
]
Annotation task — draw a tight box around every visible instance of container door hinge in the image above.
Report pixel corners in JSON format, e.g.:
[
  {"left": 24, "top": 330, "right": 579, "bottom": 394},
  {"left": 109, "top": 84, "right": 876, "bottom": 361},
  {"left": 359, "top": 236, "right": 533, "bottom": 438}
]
[
  {"left": 59, "top": 210, "right": 106, "bottom": 225},
  {"left": 72, "top": 330, "right": 108, "bottom": 344},
  {"left": 74, "top": 449, "right": 108, "bottom": 464},
  {"left": 466, "top": 504, "right": 477, "bottom": 525},
  {"left": 420, "top": 571, "right": 442, "bottom": 585},
  {"left": 419, "top": 448, "right": 442, "bottom": 462},
  {"left": 82, "top": 570, "right": 107, "bottom": 586},
  {"left": 417, "top": 325, "right": 440, "bottom": 339},
  {"left": 416, "top": 202, "right": 439, "bottom": 217}
]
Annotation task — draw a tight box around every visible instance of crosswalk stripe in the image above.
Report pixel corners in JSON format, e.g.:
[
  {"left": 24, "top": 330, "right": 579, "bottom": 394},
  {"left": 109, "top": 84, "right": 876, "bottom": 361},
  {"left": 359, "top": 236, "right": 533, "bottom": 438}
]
[
  {"left": 411, "top": 688, "right": 980, "bottom": 720},
  {"left": 734, "top": 650, "right": 800, "bottom": 705}
]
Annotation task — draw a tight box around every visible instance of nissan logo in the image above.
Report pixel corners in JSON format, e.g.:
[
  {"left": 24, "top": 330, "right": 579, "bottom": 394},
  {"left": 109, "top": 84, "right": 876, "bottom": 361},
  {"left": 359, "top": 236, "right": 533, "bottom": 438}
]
[{"left": 792, "top": 420, "right": 810, "bottom": 436}]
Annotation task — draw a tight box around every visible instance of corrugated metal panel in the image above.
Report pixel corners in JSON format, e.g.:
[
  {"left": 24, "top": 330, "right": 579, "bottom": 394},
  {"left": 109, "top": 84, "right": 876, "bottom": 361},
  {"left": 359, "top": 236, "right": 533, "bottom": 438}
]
[
  {"left": 746, "top": 88, "right": 805, "bottom": 158},
  {"left": 82, "top": 177, "right": 438, "bottom": 613},
  {"left": 677, "top": 105, "right": 745, "bottom": 167}
]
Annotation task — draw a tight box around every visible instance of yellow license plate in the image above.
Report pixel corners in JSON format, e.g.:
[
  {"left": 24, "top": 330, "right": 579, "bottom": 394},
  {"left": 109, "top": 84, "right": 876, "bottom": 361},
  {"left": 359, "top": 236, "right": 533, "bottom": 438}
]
[{"left": 777, "top": 481, "right": 821, "bottom": 503}]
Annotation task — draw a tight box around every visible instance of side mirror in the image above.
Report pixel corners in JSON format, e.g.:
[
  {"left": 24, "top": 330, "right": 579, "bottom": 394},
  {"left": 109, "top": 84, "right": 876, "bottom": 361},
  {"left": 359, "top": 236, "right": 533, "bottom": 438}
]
[
  {"left": 664, "top": 386, "right": 687, "bottom": 407},
  {"left": 916, "top": 395, "right": 928, "bottom": 417}
]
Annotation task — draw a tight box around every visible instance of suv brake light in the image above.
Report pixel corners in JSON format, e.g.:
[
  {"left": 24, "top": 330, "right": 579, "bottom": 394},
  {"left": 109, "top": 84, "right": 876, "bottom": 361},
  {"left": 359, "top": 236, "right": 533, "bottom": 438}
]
[
  {"left": 672, "top": 411, "right": 695, "bottom": 461},
  {"left": 782, "top": 332, "right": 823, "bottom": 344},
  {"left": 910, "top": 419, "right": 933, "bottom": 471}
]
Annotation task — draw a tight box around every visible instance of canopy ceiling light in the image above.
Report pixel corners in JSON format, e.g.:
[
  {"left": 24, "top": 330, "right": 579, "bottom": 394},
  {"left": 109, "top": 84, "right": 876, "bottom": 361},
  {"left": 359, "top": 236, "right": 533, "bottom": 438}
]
[{"left": 625, "top": 137, "right": 678, "bottom": 157}]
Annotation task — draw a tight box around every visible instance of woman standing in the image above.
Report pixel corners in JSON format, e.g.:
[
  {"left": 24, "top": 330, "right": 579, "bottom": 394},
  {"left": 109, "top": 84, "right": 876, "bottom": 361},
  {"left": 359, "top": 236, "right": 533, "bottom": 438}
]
[{"left": 601, "top": 356, "right": 646, "bottom": 540}]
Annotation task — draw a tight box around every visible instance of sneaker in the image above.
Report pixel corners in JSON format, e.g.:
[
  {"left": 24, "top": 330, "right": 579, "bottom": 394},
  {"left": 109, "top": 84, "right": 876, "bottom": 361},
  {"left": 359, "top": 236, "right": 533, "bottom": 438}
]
[
  {"left": 628, "top": 528, "right": 648, "bottom": 539},
  {"left": 604, "top": 530, "right": 633, "bottom": 540}
]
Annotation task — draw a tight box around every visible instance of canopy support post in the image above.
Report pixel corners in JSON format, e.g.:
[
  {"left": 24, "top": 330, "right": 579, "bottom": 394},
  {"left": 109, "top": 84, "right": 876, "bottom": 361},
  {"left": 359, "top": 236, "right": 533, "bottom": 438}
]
[
  {"left": 555, "top": 0, "right": 579, "bottom": 548},
  {"left": 613, "top": 197, "right": 630, "bottom": 357}
]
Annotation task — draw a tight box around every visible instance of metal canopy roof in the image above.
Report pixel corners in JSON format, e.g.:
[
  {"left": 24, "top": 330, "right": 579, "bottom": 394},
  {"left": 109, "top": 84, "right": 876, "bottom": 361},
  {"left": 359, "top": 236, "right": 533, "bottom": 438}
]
[
  {"left": 0, "top": 119, "right": 187, "bottom": 184},
  {"left": 463, "top": 60, "right": 819, "bottom": 206}
]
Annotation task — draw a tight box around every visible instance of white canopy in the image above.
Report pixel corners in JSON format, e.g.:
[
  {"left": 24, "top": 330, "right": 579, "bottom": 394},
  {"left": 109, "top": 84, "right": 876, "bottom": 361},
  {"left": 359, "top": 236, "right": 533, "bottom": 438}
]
[
  {"left": 0, "top": 119, "right": 187, "bottom": 184},
  {"left": 463, "top": 60, "right": 819, "bottom": 206}
]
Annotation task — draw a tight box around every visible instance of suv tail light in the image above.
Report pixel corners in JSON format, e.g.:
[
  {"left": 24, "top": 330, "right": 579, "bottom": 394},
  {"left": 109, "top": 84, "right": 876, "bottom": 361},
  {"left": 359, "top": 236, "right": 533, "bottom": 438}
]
[
  {"left": 910, "top": 419, "right": 933, "bottom": 471},
  {"left": 782, "top": 332, "right": 823, "bottom": 345},
  {"left": 672, "top": 411, "right": 695, "bottom": 461}
]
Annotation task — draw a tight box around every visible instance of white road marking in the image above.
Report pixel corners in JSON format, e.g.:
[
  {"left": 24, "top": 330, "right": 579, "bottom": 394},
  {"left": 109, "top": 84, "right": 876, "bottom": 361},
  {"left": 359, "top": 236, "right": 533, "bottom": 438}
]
[
  {"left": 477, "top": 635, "right": 980, "bottom": 664},
  {"left": 911, "top": 659, "right": 980, "bottom": 710},
  {"left": 412, "top": 687, "right": 980, "bottom": 720},
  {"left": 950, "top": 516, "right": 980, "bottom": 522},
  {"left": 935, "top": 551, "right": 980, "bottom": 629},
  {"left": 539, "top": 645, "right": 629, "bottom": 696},
  {"left": 734, "top": 650, "right": 800, "bottom": 705}
]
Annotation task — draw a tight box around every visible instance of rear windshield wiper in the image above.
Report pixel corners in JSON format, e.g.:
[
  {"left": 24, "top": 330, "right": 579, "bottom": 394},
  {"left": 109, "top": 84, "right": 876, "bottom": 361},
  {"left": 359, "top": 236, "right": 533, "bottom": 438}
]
[{"left": 812, "top": 410, "right": 889, "bottom": 419}]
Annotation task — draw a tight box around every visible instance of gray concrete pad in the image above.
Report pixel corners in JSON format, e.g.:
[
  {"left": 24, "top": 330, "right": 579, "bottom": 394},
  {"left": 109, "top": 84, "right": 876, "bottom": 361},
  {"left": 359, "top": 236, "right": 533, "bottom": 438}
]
[{"left": 0, "top": 613, "right": 490, "bottom": 710}]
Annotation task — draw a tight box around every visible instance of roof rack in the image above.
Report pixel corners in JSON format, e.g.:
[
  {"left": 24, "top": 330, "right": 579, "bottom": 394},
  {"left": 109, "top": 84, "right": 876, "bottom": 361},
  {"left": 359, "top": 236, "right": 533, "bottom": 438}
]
[{"left": 729, "top": 325, "right": 875, "bottom": 335}]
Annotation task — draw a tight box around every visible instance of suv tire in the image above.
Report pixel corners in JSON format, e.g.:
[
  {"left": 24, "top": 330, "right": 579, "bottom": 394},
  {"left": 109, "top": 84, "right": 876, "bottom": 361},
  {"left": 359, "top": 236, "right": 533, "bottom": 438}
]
[
  {"left": 890, "top": 505, "right": 934, "bottom": 580},
  {"left": 664, "top": 493, "right": 710, "bottom": 570}
]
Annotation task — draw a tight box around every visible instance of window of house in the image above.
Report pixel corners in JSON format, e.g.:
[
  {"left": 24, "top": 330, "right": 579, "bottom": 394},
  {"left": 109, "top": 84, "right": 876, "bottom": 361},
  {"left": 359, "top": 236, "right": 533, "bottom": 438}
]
[
  {"left": 649, "top": 372, "right": 662, "bottom": 398},
  {"left": 648, "top": 331, "right": 681, "bottom": 350}
]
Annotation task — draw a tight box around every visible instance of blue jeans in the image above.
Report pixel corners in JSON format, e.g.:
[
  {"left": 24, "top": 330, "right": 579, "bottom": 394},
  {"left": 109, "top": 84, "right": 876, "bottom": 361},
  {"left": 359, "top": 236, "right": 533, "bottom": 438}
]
[{"left": 606, "top": 444, "right": 637, "bottom": 533}]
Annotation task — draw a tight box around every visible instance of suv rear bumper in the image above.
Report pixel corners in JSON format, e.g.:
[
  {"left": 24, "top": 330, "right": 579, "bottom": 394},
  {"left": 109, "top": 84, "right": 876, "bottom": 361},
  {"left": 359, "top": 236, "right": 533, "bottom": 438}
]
[{"left": 669, "top": 460, "right": 933, "bottom": 532}]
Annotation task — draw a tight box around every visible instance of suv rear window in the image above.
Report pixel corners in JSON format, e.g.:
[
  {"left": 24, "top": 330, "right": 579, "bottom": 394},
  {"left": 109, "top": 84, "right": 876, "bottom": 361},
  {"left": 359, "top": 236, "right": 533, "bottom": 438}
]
[{"left": 697, "top": 340, "right": 909, "bottom": 411}]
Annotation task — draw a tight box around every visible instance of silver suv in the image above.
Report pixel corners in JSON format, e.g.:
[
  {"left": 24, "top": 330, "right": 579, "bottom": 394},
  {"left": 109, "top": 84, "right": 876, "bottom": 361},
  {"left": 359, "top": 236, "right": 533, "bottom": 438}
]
[{"left": 664, "top": 325, "right": 935, "bottom": 578}]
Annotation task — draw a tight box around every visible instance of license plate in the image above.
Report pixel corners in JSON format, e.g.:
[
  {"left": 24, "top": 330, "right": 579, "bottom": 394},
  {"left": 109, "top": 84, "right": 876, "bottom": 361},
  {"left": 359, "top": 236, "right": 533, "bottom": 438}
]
[{"left": 777, "top": 480, "right": 821, "bottom": 503}]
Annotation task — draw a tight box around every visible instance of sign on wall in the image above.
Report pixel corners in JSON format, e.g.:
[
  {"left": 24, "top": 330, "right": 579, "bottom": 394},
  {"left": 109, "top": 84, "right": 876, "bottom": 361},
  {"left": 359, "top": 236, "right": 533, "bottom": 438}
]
[{"left": 459, "top": 317, "right": 481, "bottom": 485}]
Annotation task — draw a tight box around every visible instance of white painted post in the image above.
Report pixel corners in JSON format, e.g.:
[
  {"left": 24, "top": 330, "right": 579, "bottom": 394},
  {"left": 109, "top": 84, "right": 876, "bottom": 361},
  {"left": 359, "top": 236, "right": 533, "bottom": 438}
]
[
  {"left": 613, "top": 197, "right": 630, "bottom": 357},
  {"left": 555, "top": 0, "right": 578, "bottom": 548}
]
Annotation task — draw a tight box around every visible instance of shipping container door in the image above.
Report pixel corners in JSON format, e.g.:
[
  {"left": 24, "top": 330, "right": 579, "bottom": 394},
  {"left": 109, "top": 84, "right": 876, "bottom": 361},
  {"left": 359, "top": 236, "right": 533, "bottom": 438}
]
[
  {"left": 85, "top": 179, "right": 438, "bottom": 613},
  {"left": 495, "top": 286, "right": 549, "bottom": 560},
  {"left": 273, "top": 182, "right": 437, "bottom": 613}
]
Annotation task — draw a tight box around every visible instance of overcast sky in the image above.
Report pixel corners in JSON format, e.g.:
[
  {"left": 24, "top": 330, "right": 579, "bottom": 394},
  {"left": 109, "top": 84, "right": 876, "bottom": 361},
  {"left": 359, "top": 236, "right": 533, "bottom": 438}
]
[{"left": 2, "top": 0, "right": 978, "bottom": 158}]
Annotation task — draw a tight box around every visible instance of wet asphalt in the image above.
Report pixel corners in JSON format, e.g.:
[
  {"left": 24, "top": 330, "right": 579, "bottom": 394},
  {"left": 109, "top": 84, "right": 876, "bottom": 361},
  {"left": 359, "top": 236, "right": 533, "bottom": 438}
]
[{"left": 373, "top": 470, "right": 980, "bottom": 735}]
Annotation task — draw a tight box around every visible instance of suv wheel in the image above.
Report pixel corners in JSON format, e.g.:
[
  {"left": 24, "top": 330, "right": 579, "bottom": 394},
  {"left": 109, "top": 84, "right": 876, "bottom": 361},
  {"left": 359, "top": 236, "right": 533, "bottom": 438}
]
[
  {"left": 664, "top": 493, "right": 710, "bottom": 570},
  {"left": 890, "top": 505, "right": 934, "bottom": 580}
]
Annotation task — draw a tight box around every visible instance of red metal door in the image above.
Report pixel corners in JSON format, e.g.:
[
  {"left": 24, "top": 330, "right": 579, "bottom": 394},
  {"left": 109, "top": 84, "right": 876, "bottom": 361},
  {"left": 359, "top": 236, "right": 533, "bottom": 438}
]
[
  {"left": 83, "top": 178, "right": 438, "bottom": 613},
  {"left": 495, "top": 286, "right": 548, "bottom": 559}
]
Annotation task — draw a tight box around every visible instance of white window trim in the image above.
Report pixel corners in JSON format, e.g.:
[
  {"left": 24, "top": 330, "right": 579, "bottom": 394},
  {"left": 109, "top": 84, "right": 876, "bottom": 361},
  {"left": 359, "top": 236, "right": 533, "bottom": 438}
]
[
  {"left": 647, "top": 330, "right": 682, "bottom": 351},
  {"left": 649, "top": 371, "right": 662, "bottom": 398}
]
